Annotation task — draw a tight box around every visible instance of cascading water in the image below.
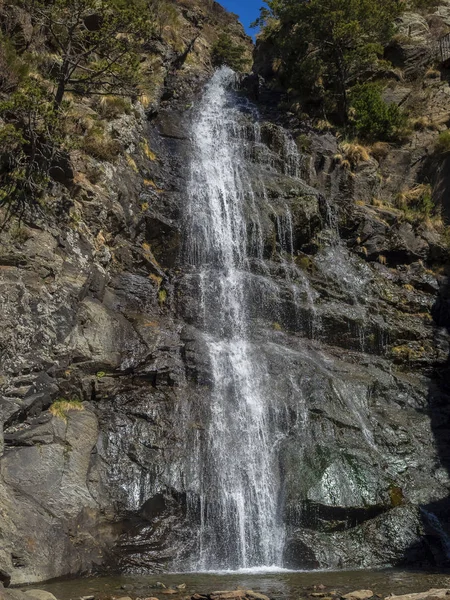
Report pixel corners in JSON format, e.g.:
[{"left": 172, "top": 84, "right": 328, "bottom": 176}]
[
  {"left": 180, "top": 66, "right": 380, "bottom": 574},
  {"left": 184, "top": 67, "right": 284, "bottom": 570},
  {"left": 99, "top": 64, "right": 432, "bottom": 576}
]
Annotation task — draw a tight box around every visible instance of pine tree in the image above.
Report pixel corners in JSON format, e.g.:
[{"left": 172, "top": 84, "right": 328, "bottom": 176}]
[
  {"left": 22, "top": 0, "right": 153, "bottom": 108},
  {"left": 259, "top": 0, "right": 402, "bottom": 121}
]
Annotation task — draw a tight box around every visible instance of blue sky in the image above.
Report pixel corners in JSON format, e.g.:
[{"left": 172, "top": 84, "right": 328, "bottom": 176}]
[{"left": 220, "top": 0, "right": 264, "bottom": 35}]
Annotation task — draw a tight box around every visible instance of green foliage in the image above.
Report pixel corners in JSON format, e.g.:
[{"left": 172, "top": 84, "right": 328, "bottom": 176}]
[
  {"left": 97, "top": 96, "right": 132, "bottom": 120},
  {"left": 149, "top": 0, "right": 179, "bottom": 37},
  {"left": 211, "top": 33, "right": 249, "bottom": 72},
  {"left": 0, "top": 81, "right": 61, "bottom": 220},
  {"left": 0, "top": 34, "right": 29, "bottom": 93},
  {"left": 435, "top": 130, "right": 450, "bottom": 154},
  {"left": 258, "top": 0, "right": 402, "bottom": 121},
  {"left": 22, "top": 0, "right": 153, "bottom": 107},
  {"left": 395, "top": 184, "right": 434, "bottom": 219},
  {"left": 81, "top": 125, "right": 121, "bottom": 161},
  {"left": 442, "top": 226, "right": 450, "bottom": 248},
  {"left": 296, "top": 133, "right": 312, "bottom": 153},
  {"left": 0, "top": 0, "right": 156, "bottom": 222},
  {"left": 349, "top": 83, "right": 408, "bottom": 142}
]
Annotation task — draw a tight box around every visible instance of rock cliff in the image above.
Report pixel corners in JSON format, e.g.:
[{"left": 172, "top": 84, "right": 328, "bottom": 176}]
[{"left": 0, "top": 0, "right": 450, "bottom": 586}]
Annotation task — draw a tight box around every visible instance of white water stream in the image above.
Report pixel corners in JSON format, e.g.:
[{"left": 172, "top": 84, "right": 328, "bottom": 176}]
[{"left": 185, "top": 68, "right": 284, "bottom": 570}]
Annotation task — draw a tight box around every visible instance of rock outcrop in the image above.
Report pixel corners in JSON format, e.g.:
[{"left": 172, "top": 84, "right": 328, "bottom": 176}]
[{"left": 1, "top": 0, "right": 450, "bottom": 586}]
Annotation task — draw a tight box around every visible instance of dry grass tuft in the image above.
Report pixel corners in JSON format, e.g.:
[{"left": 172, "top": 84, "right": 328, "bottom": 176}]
[
  {"left": 82, "top": 126, "right": 121, "bottom": 161},
  {"left": 370, "top": 141, "right": 390, "bottom": 161},
  {"left": 341, "top": 142, "right": 370, "bottom": 167},
  {"left": 49, "top": 399, "right": 84, "bottom": 422},
  {"left": 97, "top": 95, "right": 131, "bottom": 119}
]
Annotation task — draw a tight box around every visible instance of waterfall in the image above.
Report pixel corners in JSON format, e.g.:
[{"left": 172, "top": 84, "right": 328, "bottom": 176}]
[{"left": 184, "top": 67, "right": 284, "bottom": 570}]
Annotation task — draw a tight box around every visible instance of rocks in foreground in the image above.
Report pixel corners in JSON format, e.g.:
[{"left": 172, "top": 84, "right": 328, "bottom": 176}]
[
  {"left": 385, "top": 590, "right": 450, "bottom": 600},
  {"left": 186, "top": 590, "right": 450, "bottom": 600},
  {"left": 2, "top": 587, "right": 450, "bottom": 600},
  {"left": 342, "top": 592, "right": 373, "bottom": 600},
  {"left": 0, "top": 590, "right": 58, "bottom": 600},
  {"left": 190, "top": 592, "right": 270, "bottom": 600}
]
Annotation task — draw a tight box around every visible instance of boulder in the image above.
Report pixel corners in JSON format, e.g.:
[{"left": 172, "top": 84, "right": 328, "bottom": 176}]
[
  {"left": 342, "top": 593, "right": 373, "bottom": 600},
  {"left": 384, "top": 591, "right": 450, "bottom": 600},
  {"left": 210, "top": 594, "right": 246, "bottom": 600},
  {"left": 246, "top": 593, "right": 270, "bottom": 600},
  {"left": 24, "top": 592, "right": 58, "bottom": 600}
]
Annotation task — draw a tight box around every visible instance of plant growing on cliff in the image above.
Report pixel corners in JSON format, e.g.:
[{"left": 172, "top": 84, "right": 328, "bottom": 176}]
[
  {"left": 349, "top": 83, "right": 408, "bottom": 142},
  {"left": 0, "top": 33, "right": 29, "bottom": 94},
  {"left": 435, "top": 130, "right": 450, "bottom": 154},
  {"left": 0, "top": 81, "right": 63, "bottom": 223},
  {"left": 395, "top": 184, "right": 434, "bottom": 219},
  {"left": 21, "top": 0, "right": 152, "bottom": 109},
  {"left": 0, "top": 0, "right": 155, "bottom": 223},
  {"left": 49, "top": 398, "right": 84, "bottom": 421},
  {"left": 211, "top": 33, "right": 249, "bottom": 72},
  {"left": 256, "top": 0, "right": 401, "bottom": 122}
]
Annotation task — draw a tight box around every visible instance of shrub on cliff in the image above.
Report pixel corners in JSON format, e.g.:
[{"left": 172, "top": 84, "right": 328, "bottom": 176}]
[
  {"left": 211, "top": 33, "right": 249, "bottom": 72},
  {"left": 395, "top": 184, "right": 434, "bottom": 219},
  {"left": 435, "top": 130, "right": 450, "bottom": 154},
  {"left": 49, "top": 398, "right": 84, "bottom": 421},
  {"left": 349, "top": 83, "right": 408, "bottom": 142},
  {"left": 0, "top": 82, "right": 62, "bottom": 223},
  {"left": 0, "top": 34, "right": 29, "bottom": 94}
]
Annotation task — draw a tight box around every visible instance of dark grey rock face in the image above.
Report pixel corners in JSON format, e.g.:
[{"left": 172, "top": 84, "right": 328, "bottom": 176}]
[{"left": 1, "top": 63, "right": 450, "bottom": 583}]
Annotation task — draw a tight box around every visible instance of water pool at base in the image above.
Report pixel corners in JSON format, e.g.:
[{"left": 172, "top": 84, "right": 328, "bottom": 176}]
[{"left": 24, "top": 569, "right": 450, "bottom": 600}]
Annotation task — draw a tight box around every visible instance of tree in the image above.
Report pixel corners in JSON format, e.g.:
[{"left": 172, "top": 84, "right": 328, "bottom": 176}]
[
  {"left": 0, "top": 0, "right": 156, "bottom": 223},
  {"left": 23, "top": 0, "right": 153, "bottom": 108},
  {"left": 258, "top": 0, "right": 402, "bottom": 122},
  {"left": 0, "top": 81, "right": 61, "bottom": 222},
  {"left": 211, "top": 33, "right": 249, "bottom": 72}
]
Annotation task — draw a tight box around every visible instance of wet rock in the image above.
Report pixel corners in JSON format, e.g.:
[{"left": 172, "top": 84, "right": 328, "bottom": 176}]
[
  {"left": 385, "top": 591, "right": 450, "bottom": 600},
  {"left": 342, "top": 592, "right": 373, "bottom": 600},
  {"left": 210, "top": 594, "right": 246, "bottom": 600},
  {"left": 245, "top": 593, "right": 270, "bottom": 600},
  {"left": 153, "top": 581, "right": 167, "bottom": 590}
]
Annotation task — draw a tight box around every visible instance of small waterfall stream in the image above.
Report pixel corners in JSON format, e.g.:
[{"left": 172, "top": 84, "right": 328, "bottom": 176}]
[
  {"left": 185, "top": 68, "right": 284, "bottom": 570},
  {"left": 182, "top": 67, "right": 380, "bottom": 572}
]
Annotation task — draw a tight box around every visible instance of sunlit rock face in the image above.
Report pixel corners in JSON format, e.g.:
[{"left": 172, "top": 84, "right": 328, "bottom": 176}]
[
  {"left": 1, "top": 62, "right": 450, "bottom": 583},
  {"left": 93, "top": 69, "right": 450, "bottom": 574}
]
